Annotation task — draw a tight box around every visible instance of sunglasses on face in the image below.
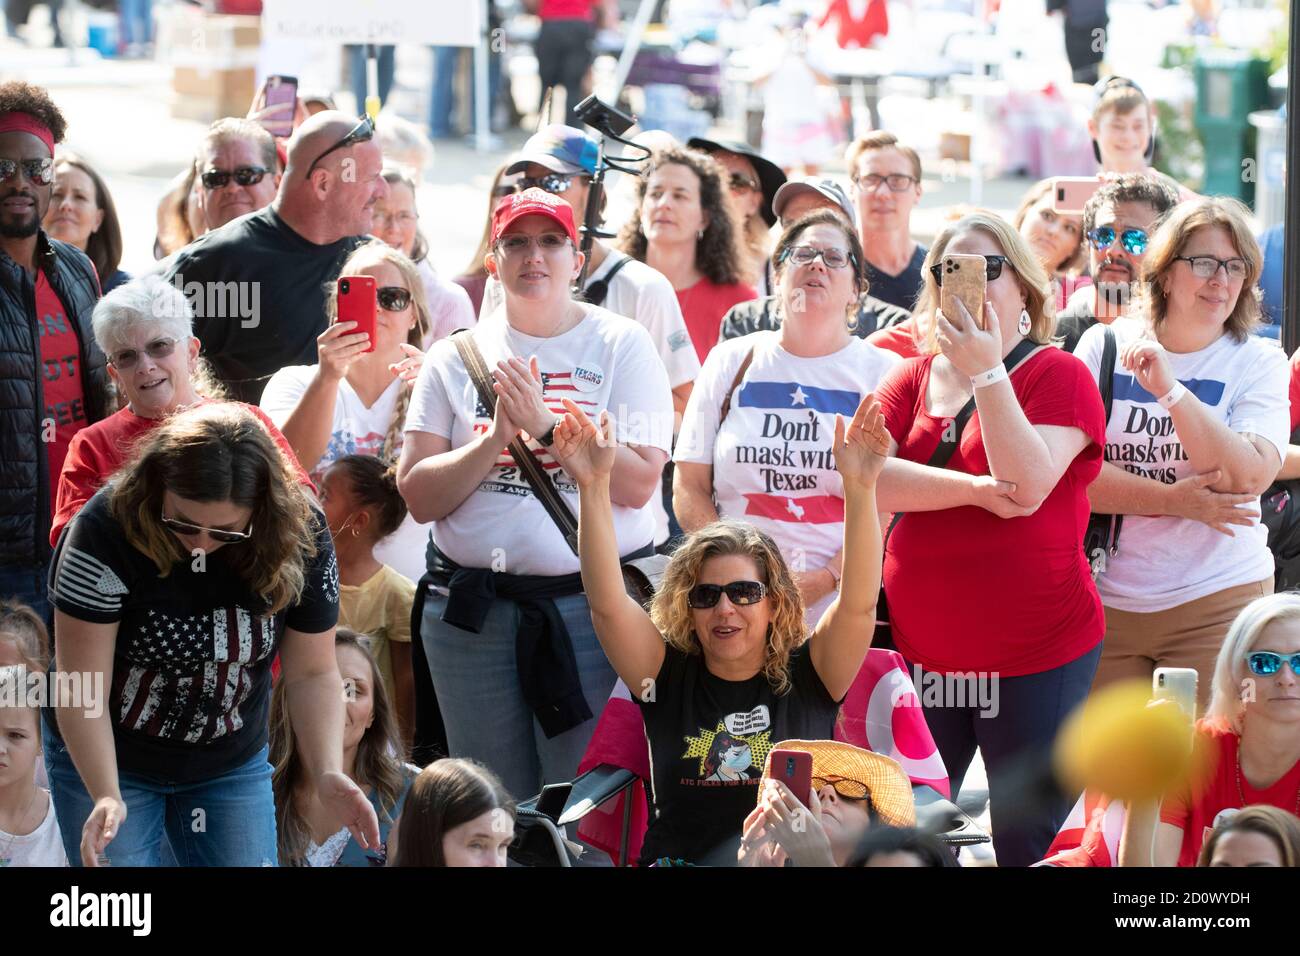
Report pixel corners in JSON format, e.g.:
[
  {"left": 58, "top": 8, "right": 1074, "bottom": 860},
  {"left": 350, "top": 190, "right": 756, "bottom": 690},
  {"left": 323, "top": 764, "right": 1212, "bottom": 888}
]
[
  {"left": 1174, "top": 254, "right": 1249, "bottom": 281},
  {"left": 160, "top": 512, "right": 253, "bottom": 543},
  {"left": 686, "top": 580, "right": 767, "bottom": 609},
  {"left": 496, "top": 232, "right": 571, "bottom": 255},
  {"left": 781, "top": 244, "right": 854, "bottom": 270},
  {"left": 1086, "top": 226, "right": 1148, "bottom": 255},
  {"left": 728, "top": 172, "right": 759, "bottom": 192},
  {"left": 307, "top": 115, "right": 375, "bottom": 175},
  {"left": 1246, "top": 651, "right": 1300, "bottom": 677},
  {"left": 201, "top": 166, "right": 270, "bottom": 190},
  {"left": 109, "top": 337, "right": 178, "bottom": 370},
  {"left": 517, "top": 173, "right": 581, "bottom": 194},
  {"left": 929, "top": 254, "right": 1010, "bottom": 286},
  {"left": 812, "top": 775, "right": 871, "bottom": 801},
  {"left": 377, "top": 286, "right": 411, "bottom": 312},
  {"left": 0, "top": 157, "right": 55, "bottom": 186}
]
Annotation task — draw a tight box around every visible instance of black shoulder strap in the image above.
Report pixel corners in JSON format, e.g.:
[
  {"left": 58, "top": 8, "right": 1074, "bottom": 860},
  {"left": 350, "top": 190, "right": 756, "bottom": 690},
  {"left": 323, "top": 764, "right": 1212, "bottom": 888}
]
[
  {"left": 1099, "top": 326, "right": 1117, "bottom": 424},
  {"left": 719, "top": 346, "right": 756, "bottom": 426},
  {"left": 451, "top": 330, "right": 581, "bottom": 555},
  {"left": 581, "top": 254, "right": 633, "bottom": 307}
]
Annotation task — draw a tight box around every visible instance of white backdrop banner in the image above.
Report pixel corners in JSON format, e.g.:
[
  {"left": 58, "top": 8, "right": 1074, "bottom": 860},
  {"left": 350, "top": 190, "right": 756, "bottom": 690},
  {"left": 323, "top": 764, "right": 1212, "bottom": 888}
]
[{"left": 260, "top": 0, "right": 483, "bottom": 47}]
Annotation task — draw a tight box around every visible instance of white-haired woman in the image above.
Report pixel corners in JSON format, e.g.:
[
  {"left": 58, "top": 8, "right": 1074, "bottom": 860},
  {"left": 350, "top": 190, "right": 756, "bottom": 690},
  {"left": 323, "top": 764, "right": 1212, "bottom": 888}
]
[
  {"left": 51, "top": 274, "right": 309, "bottom": 547},
  {"left": 1120, "top": 592, "right": 1300, "bottom": 867},
  {"left": 872, "top": 211, "right": 1107, "bottom": 867}
]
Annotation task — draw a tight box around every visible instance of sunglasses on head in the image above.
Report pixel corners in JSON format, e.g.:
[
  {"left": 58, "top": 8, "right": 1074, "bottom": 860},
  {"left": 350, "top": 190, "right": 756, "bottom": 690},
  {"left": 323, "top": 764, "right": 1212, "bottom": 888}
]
[
  {"left": 1246, "top": 651, "right": 1300, "bottom": 677},
  {"left": 377, "top": 286, "right": 411, "bottom": 312},
  {"left": 517, "top": 173, "right": 581, "bottom": 194},
  {"left": 1087, "top": 226, "right": 1148, "bottom": 255},
  {"left": 201, "top": 166, "right": 270, "bottom": 190},
  {"left": 929, "top": 254, "right": 1010, "bottom": 286},
  {"left": 109, "top": 337, "right": 178, "bottom": 370},
  {"left": 160, "top": 512, "right": 253, "bottom": 543},
  {"left": 0, "top": 157, "right": 54, "bottom": 186},
  {"left": 686, "top": 580, "right": 766, "bottom": 609},
  {"left": 307, "top": 115, "right": 375, "bottom": 175}
]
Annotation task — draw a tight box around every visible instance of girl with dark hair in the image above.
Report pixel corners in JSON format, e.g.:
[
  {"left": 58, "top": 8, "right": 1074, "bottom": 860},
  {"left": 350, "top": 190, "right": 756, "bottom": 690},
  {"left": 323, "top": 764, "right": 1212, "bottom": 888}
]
[
  {"left": 618, "top": 146, "right": 756, "bottom": 363},
  {"left": 848, "top": 826, "right": 958, "bottom": 867},
  {"left": 389, "top": 758, "right": 515, "bottom": 867},
  {"left": 43, "top": 152, "right": 129, "bottom": 293},
  {"left": 270, "top": 628, "right": 417, "bottom": 866},
  {"left": 45, "top": 403, "right": 380, "bottom": 866},
  {"left": 319, "top": 455, "right": 417, "bottom": 743}
]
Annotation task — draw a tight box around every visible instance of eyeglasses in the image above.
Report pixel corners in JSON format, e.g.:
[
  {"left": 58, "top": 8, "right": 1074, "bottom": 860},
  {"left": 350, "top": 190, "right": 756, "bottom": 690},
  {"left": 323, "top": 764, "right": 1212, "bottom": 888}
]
[
  {"left": 0, "top": 157, "right": 55, "bottom": 186},
  {"left": 1086, "top": 226, "right": 1148, "bottom": 255},
  {"left": 853, "top": 173, "right": 917, "bottom": 193},
  {"left": 160, "top": 512, "right": 254, "bottom": 543},
  {"left": 516, "top": 173, "right": 582, "bottom": 194},
  {"left": 686, "top": 580, "right": 767, "bottom": 609},
  {"left": 496, "top": 232, "right": 572, "bottom": 255},
  {"left": 108, "top": 337, "right": 178, "bottom": 370},
  {"left": 372, "top": 210, "right": 418, "bottom": 228},
  {"left": 812, "top": 775, "right": 872, "bottom": 801},
  {"left": 1245, "top": 651, "right": 1300, "bottom": 677},
  {"left": 200, "top": 166, "right": 270, "bottom": 190},
  {"left": 377, "top": 286, "right": 411, "bottom": 312},
  {"left": 929, "top": 254, "right": 1010, "bottom": 286},
  {"left": 781, "top": 245, "right": 854, "bottom": 270},
  {"left": 728, "top": 172, "right": 759, "bottom": 192},
  {"left": 1174, "top": 255, "right": 1248, "bottom": 281},
  {"left": 307, "top": 115, "right": 375, "bottom": 175}
]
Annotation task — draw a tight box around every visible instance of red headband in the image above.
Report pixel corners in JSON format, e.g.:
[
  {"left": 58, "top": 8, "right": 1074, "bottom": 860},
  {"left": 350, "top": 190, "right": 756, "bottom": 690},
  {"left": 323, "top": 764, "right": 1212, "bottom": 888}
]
[{"left": 0, "top": 113, "right": 55, "bottom": 155}]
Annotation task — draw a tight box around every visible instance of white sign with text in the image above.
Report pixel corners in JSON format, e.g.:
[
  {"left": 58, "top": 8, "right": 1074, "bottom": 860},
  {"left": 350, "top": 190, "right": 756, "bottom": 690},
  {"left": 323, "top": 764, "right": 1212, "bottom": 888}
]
[{"left": 261, "top": 0, "right": 483, "bottom": 47}]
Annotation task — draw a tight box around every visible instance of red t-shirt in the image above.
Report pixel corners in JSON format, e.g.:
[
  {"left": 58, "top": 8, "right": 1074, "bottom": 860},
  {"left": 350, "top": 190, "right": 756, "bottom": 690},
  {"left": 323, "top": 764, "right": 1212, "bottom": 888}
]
[
  {"left": 540, "top": 0, "right": 594, "bottom": 19},
  {"left": 1160, "top": 716, "right": 1300, "bottom": 867},
  {"left": 866, "top": 316, "right": 923, "bottom": 360},
  {"left": 51, "top": 400, "right": 315, "bottom": 547},
  {"left": 36, "top": 270, "right": 88, "bottom": 509},
  {"left": 1287, "top": 347, "right": 1300, "bottom": 433},
  {"left": 678, "top": 279, "right": 757, "bottom": 364},
  {"left": 875, "top": 347, "right": 1106, "bottom": 676}
]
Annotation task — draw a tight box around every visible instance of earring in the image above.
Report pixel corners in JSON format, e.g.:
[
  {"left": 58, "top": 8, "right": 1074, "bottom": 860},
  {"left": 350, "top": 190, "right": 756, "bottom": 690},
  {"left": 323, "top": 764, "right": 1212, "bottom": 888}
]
[
  {"left": 697, "top": 228, "right": 704, "bottom": 240},
  {"left": 1018, "top": 309, "right": 1032, "bottom": 336}
]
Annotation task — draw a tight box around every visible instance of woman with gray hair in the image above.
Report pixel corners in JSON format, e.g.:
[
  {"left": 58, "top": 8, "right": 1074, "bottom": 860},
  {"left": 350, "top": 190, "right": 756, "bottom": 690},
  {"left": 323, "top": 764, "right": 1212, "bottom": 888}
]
[{"left": 50, "top": 274, "right": 310, "bottom": 546}]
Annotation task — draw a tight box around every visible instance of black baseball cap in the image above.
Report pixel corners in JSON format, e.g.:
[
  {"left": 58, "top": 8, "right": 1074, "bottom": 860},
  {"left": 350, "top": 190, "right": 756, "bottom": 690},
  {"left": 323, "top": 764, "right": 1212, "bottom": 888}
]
[{"left": 687, "top": 137, "right": 787, "bottom": 227}]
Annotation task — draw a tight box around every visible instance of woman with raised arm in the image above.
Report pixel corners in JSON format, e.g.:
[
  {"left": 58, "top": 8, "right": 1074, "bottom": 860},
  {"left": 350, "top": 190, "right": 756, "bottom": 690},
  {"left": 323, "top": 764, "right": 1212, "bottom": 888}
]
[{"left": 551, "top": 392, "right": 887, "bottom": 866}]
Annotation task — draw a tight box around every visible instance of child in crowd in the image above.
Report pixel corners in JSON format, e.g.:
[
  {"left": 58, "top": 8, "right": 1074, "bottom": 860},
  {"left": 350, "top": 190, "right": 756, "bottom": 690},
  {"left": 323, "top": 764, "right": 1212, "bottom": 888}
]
[
  {"left": 388, "top": 759, "right": 515, "bottom": 867},
  {"left": 270, "top": 629, "right": 417, "bottom": 867},
  {"left": 319, "top": 455, "right": 417, "bottom": 744},
  {"left": 0, "top": 601, "right": 51, "bottom": 791},
  {"left": 0, "top": 663, "right": 67, "bottom": 866}
]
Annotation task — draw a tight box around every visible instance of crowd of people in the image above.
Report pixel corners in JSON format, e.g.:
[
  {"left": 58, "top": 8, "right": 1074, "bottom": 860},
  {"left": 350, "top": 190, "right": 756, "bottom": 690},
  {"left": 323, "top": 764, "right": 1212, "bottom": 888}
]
[{"left": 1, "top": 56, "right": 1299, "bottom": 872}]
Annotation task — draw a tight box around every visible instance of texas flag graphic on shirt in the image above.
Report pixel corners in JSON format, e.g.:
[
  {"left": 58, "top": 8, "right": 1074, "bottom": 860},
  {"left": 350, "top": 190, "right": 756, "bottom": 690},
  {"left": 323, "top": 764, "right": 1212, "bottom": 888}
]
[{"left": 734, "top": 379, "right": 859, "bottom": 524}]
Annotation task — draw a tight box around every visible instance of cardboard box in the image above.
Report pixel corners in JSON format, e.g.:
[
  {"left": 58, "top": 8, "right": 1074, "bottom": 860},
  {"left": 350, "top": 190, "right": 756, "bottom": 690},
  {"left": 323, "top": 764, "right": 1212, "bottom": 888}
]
[{"left": 171, "top": 66, "right": 258, "bottom": 122}]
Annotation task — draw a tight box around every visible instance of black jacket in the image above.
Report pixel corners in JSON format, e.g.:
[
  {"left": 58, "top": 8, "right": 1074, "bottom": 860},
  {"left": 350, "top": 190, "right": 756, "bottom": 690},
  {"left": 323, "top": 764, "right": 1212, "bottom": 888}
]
[
  {"left": 719, "top": 291, "right": 912, "bottom": 343},
  {"left": 0, "top": 232, "right": 111, "bottom": 569}
]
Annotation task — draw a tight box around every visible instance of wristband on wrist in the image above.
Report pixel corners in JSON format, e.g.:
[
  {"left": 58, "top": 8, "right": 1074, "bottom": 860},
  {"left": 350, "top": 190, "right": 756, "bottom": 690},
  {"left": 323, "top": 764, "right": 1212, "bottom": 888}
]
[
  {"left": 970, "top": 364, "right": 1008, "bottom": 389},
  {"left": 1156, "top": 382, "right": 1188, "bottom": 409},
  {"left": 536, "top": 419, "right": 558, "bottom": 446}
]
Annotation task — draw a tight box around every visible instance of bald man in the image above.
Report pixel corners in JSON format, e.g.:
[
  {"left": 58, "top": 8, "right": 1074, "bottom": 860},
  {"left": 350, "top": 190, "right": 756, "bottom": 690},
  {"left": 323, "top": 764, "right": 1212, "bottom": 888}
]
[{"left": 164, "top": 111, "right": 389, "bottom": 403}]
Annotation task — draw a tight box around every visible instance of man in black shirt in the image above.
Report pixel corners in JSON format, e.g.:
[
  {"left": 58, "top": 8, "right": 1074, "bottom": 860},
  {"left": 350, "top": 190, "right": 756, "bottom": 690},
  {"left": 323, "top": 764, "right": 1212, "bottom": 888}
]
[
  {"left": 164, "top": 111, "right": 387, "bottom": 403},
  {"left": 720, "top": 176, "right": 911, "bottom": 342},
  {"left": 846, "top": 131, "right": 927, "bottom": 312},
  {"left": 1055, "top": 173, "right": 1178, "bottom": 353}
]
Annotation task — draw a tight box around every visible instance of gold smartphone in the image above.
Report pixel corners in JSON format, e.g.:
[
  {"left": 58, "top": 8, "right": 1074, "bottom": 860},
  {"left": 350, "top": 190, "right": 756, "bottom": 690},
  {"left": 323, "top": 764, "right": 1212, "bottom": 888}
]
[{"left": 939, "top": 253, "right": 987, "bottom": 330}]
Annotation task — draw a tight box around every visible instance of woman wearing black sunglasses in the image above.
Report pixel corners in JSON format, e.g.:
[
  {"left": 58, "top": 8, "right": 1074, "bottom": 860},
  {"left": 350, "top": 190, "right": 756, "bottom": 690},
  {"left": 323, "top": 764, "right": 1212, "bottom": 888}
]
[
  {"left": 551, "top": 387, "right": 887, "bottom": 866},
  {"left": 1119, "top": 591, "right": 1300, "bottom": 867},
  {"left": 1078, "top": 197, "right": 1289, "bottom": 715},
  {"left": 261, "top": 241, "right": 431, "bottom": 582},
  {"left": 45, "top": 402, "right": 380, "bottom": 867}
]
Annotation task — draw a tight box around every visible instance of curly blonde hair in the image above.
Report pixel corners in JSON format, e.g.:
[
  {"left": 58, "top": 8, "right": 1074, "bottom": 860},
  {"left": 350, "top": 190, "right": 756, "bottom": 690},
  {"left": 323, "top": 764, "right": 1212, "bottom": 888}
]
[{"left": 649, "top": 520, "right": 807, "bottom": 695}]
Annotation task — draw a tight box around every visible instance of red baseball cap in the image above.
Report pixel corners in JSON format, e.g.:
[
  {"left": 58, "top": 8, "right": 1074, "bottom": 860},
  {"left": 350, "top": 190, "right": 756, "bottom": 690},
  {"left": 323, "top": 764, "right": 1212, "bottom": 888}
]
[{"left": 491, "top": 187, "right": 578, "bottom": 246}]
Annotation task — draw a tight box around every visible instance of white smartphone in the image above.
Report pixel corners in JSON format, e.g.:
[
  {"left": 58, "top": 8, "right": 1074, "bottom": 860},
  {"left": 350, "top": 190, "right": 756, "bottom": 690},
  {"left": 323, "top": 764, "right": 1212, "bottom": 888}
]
[{"left": 1153, "top": 667, "right": 1198, "bottom": 722}]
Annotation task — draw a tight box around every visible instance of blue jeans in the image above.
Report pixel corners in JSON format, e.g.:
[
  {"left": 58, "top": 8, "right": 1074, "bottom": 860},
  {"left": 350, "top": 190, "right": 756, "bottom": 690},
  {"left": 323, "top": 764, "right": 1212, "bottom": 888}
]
[
  {"left": 0, "top": 560, "right": 52, "bottom": 627},
  {"left": 420, "top": 589, "right": 616, "bottom": 804},
  {"left": 908, "top": 643, "right": 1102, "bottom": 867},
  {"left": 429, "top": 44, "right": 503, "bottom": 138},
  {"left": 117, "top": 0, "right": 152, "bottom": 46},
  {"left": 45, "top": 729, "right": 278, "bottom": 867},
  {"left": 347, "top": 44, "right": 396, "bottom": 112}
]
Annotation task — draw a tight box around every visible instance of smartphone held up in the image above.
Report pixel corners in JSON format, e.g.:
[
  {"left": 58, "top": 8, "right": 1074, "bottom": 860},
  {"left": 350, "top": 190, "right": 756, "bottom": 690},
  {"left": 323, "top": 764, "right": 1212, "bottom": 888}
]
[
  {"left": 939, "top": 254, "right": 987, "bottom": 331},
  {"left": 337, "top": 275, "right": 377, "bottom": 353}
]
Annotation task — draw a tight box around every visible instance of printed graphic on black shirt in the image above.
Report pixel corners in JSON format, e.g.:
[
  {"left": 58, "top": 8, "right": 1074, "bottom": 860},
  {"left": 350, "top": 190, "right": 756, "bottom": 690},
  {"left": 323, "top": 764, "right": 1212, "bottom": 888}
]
[{"left": 680, "top": 706, "right": 774, "bottom": 787}]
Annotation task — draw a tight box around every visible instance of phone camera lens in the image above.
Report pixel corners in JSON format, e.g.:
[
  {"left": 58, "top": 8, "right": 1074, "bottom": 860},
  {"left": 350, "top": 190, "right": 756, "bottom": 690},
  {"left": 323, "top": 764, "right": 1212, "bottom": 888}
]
[{"left": 341, "top": 281, "right": 350, "bottom": 293}]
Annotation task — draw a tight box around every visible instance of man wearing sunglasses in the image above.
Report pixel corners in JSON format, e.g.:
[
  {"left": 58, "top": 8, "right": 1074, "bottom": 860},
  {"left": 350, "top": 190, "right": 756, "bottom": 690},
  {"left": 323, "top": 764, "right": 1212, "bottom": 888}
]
[
  {"left": 0, "top": 81, "right": 111, "bottom": 619},
  {"left": 193, "top": 118, "right": 280, "bottom": 232},
  {"left": 163, "top": 111, "right": 385, "bottom": 404},
  {"left": 1055, "top": 173, "right": 1178, "bottom": 353}
]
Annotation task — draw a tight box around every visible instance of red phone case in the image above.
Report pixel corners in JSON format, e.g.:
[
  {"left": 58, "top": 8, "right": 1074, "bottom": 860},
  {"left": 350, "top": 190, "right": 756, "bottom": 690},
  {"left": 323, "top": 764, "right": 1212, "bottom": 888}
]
[
  {"left": 769, "top": 749, "right": 813, "bottom": 807},
  {"left": 337, "top": 276, "right": 376, "bottom": 353}
]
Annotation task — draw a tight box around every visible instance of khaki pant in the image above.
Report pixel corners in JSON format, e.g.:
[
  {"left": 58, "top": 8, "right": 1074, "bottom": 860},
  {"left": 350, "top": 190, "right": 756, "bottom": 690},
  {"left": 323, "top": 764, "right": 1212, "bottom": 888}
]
[{"left": 1093, "top": 577, "right": 1273, "bottom": 713}]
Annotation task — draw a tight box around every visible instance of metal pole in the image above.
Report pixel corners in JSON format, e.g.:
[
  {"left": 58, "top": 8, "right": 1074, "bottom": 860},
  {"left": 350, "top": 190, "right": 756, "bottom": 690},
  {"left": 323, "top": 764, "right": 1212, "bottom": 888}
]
[
  {"left": 474, "top": 0, "right": 493, "bottom": 151},
  {"left": 1284, "top": 2, "right": 1298, "bottom": 357},
  {"left": 612, "top": 0, "right": 657, "bottom": 99}
]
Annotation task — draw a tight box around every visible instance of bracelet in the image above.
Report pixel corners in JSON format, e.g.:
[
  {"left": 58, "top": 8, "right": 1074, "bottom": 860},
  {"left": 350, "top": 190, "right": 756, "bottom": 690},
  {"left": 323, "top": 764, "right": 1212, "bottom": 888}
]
[
  {"left": 1156, "top": 382, "right": 1188, "bottom": 409},
  {"left": 970, "top": 364, "right": 1008, "bottom": 389}
]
